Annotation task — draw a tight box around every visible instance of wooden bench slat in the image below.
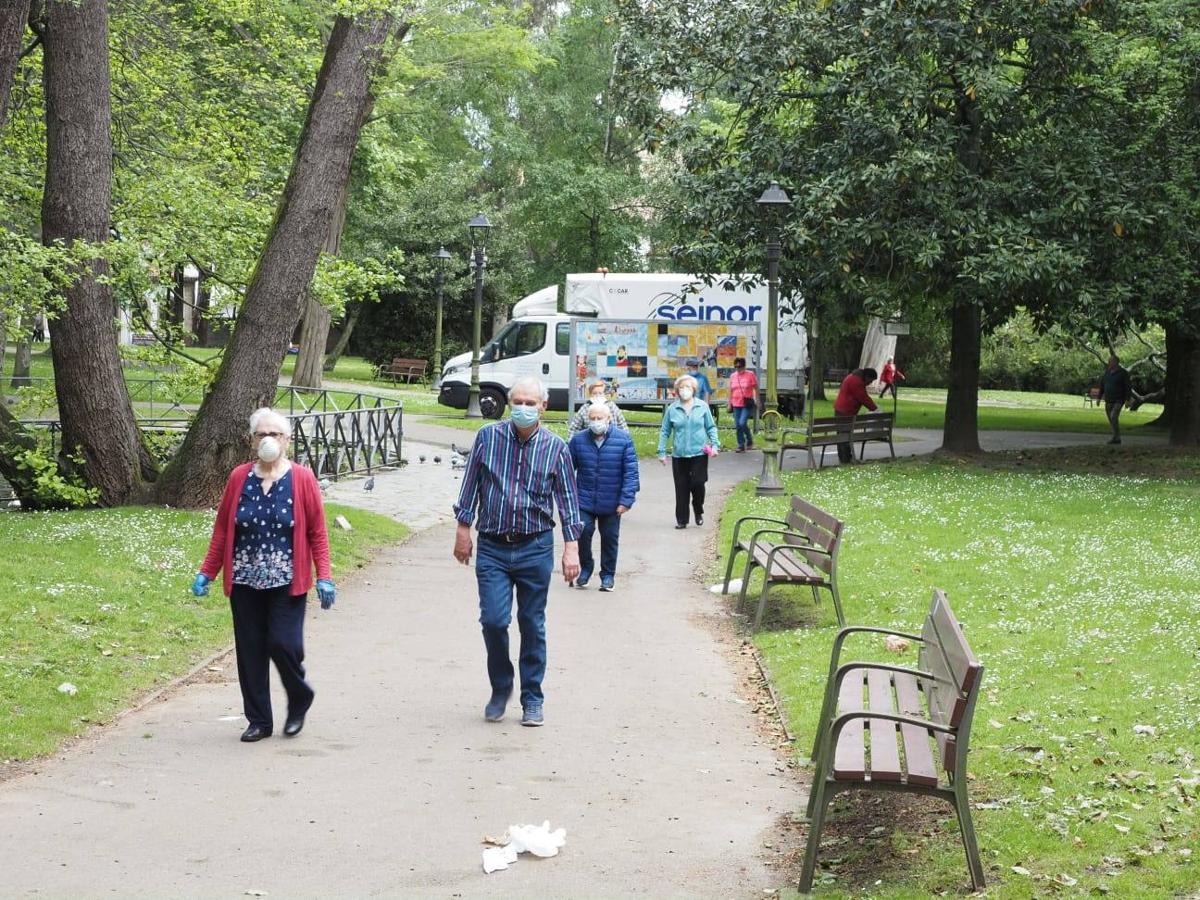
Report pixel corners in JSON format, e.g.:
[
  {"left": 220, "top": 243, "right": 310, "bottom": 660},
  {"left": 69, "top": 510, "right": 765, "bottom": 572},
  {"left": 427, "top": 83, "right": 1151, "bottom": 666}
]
[
  {"left": 866, "top": 668, "right": 902, "bottom": 782},
  {"left": 930, "top": 590, "right": 982, "bottom": 695},
  {"left": 833, "top": 674, "right": 866, "bottom": 780},
  {"left": 894, "top": 673, "right": 940, "bottom": 787}
]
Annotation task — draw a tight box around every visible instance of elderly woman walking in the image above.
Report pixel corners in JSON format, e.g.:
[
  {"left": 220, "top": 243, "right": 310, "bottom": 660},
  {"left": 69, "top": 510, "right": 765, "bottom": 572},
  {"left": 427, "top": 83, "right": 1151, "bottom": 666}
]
[
  {"left": 567, "top": 378, "right": 629, "bottom": 438},
  {"left": 192, "top": 407, "right": 336, "bottom": 743},
  {"left": 658, "top": 374, "right": 719, "bottom": 529}
]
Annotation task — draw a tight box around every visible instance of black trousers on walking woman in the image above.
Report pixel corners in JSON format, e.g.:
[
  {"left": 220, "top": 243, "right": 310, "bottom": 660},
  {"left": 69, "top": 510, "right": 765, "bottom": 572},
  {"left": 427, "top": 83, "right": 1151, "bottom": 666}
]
[
  {"left": 672, "top": 454, "right": 709, "bottom": 526},
  {"left": 230, "top": 584, "right": 315, "bottom": 731}
]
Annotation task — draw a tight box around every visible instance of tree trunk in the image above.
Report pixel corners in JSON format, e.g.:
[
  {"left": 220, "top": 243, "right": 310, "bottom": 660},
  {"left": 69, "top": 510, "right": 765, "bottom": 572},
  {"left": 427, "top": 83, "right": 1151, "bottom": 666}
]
[
  {"left": 0, "top": 0, "right": 28, "bottom": 129},
  {"left": 154, "top": 12, "right": 399, "bottom": 507},
  {"left": 0, "top": 401, "right": 50, "bottom": 508},
  {"left": 941, "top": 296, "right": 982, "bottom": 453},
  {"left": 809, "top": 333, "right": 826, "bottom": 402},
  {"left": 323, "top": 300, "right": 361, "bottom": 370},
  {"left": 9, "top": 330, "right": 30, "bottom": 387},
  {"left": 1168, "top": 321, "right": 1200, "bottom": 446},
  {"left": 291, "top": 178, "right": 349, "bottom": 389},
  {"left": 1149, "top": 319, "right": 1184, "bottom": 429},
  {"left": 41, "top": 0, "right": 154, "bottom": 505}
]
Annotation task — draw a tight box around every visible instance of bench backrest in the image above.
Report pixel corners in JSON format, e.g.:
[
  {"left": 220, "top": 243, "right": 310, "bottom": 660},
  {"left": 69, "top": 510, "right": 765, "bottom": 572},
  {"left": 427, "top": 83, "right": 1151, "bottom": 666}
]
[
  {"left": 852, "top": 412, "right": 893, "bottom": 437},
  {"left": 781, "top": 495, "right": 843, "bottom": 575},
  {"left": 917, "top": 590, "right": 983, "bottom": 776},
  {"left": 389, "top": 358, "right": 428, "bottom": 372}
]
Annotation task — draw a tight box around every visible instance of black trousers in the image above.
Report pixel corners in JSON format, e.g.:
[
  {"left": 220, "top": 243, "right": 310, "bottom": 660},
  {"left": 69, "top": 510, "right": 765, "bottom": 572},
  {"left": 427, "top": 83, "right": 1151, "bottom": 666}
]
[
  {"left": 672, "top": 454, "right": 709, "bottom": 526},
  {"left": 230, "top": 584, "right": 314, "bottom": 730}
]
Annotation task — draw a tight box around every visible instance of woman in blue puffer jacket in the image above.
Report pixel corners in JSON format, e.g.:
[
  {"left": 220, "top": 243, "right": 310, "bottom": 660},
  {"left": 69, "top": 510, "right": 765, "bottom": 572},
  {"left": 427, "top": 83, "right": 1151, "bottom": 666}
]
[{"left": 567, "top": 402, "right": 640, "bottom": 591}]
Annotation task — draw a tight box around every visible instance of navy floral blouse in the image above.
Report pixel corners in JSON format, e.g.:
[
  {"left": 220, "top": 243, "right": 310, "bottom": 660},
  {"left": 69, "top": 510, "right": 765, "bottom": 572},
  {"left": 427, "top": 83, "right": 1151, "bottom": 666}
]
[{"left": 232, "top": 468, "right": 295, "bottom": 590}]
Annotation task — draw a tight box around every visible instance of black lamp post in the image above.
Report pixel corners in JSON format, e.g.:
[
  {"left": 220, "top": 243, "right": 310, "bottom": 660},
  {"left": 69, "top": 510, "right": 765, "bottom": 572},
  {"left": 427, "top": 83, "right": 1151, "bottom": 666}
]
[
  {"left": 755, "top": 181, "right": 791, "bottom": 496},
  {"left": 431, "top": 246, "right": 451, "bottom": 387},
  {"left": 465, "top": 212, "right": 492, "bottom": 418}
]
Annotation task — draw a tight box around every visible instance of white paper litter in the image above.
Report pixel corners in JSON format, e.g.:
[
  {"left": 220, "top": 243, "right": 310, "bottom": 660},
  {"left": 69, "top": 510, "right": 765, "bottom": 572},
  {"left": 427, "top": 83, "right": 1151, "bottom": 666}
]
[
  {"left": 710, "top": 579, "right": 741, "bottom": 594},
  {"left": 884, "top": 634, "right": 911, "bottom": 654},
  {"left": 1133, "top": 724, "right": 1157, "bottom": 737},
  {"left": 57, "top": 682, "right": 78, "bottom": 696},
  {"left": 481, "top": 821, "right": 567, "bottom": 873}
]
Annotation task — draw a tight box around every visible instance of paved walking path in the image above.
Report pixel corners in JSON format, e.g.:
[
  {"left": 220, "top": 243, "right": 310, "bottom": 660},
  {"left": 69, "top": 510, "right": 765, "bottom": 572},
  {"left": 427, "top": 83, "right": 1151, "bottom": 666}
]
[{"left": 0, "top": 418, "right": 1164, "bottom": 898}]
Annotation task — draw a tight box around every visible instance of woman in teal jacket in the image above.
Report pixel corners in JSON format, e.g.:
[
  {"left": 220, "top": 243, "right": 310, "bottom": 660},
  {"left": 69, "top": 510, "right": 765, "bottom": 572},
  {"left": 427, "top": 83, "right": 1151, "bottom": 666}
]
[{"left": 658, "top": 374, "right": 720, "bottom": 529}]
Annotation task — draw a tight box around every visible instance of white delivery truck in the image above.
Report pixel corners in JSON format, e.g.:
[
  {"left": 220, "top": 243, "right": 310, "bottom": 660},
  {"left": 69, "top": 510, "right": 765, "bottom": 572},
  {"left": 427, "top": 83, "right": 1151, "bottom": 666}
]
[{"left": 437, "top": 272, "right": 806, "bottom": 418}]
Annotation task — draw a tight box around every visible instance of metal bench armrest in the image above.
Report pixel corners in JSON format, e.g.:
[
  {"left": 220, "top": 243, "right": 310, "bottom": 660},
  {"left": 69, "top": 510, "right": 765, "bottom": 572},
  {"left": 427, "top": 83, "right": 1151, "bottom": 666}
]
[
  {"left": 829, "top": 626, "right": 924, "bottom": 670},
  {"left": 746, "top": 528, "right": 827, "bottom": 557},
  {"left": 729, "top": 515, "right": 789, "bottom": 549}
]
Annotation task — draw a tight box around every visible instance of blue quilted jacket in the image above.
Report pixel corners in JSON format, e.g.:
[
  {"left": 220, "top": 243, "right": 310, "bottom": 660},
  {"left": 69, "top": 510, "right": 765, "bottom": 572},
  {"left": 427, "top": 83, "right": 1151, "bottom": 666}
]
[{"left": 568, "top": 427, "right": 640, "bottom": 515}]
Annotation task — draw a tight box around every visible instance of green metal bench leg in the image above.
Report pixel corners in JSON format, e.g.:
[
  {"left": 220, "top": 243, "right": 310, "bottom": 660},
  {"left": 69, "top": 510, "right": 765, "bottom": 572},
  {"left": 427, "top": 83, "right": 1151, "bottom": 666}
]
[
  {"left": 954, "top": 780, "right": 986, "bottom": 890},
  {"left": 753, "top": 577, "right": 771, "bottom": 632},
  {"left": 828, "top": 583, "right": 846, "bottom": 627},
  {"left": 722, "top": 546, "right": 742, "bottom": 594},
  {"left": 736, "top": 557, "right": 756, "bottom": 615},
  {"left": 799, "top": 776, "right": 831, "bottom": 893}
]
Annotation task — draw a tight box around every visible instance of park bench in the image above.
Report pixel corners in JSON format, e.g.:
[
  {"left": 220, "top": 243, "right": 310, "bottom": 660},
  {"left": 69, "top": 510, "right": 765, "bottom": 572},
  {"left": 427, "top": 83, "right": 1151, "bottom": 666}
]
[
  {"left": 1084, "top": 385, "right": 1102, "bottom": 407},
  {"left": 823, "top": 366, "right": 849, "bottom": 385},
  {"left": 799, "top": 589, "right": 985, "bottom": 894},
  {"left": 780, "top": 413, "right": 895, "bottom": 469},
  {"left": 721, "top": 494, "right": 845, "bottom": 629},
  {"left": 373, "top": 357, "right": 428, "bottom": 385}
]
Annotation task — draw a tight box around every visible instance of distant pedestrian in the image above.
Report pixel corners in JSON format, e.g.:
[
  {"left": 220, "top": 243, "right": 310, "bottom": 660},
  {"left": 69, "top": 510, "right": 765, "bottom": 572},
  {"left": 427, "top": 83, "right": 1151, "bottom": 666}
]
[
  {"left": 878, "top": 356, "right": 905, "bottom": 398},
  {"left": 686, "top": 359, "right": 714, "bottom": 403},
  {"left": 658, "top": 374, "right": 719, "bottom": 529},
  {"left": 453, "top": 375, "right": 582, "bottom": 727},
  {"left": 728, "top": 356, "right": 759, "bottom": 452},
  {"left": 567, "top": 378, "right": 629, "bottom": 438},
  {"left": 568, "top": 403, "right": 640, "bottom": 592},
  {"left": 32, "top": 314, "right": 46, "bottom": 343},
  {"left": 833, "top": 368, "right": 879, "bottom": 464},
  {"left": 192, "top": 407, "right": 336, "bottom": 743},
  {"left": 1099, "top": 355, "right": 1132, "bottom": 445}
]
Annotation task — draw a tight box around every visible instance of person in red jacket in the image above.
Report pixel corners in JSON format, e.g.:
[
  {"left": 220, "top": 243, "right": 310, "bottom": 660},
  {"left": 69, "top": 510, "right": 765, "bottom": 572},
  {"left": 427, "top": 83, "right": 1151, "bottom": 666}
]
[
  {"left": 191, "top": 407, "right": 335, "bottom": 743},
  {"left": 833, "top": 368, "right": 878, "bottom": 464},
  {"left": 879, "top": 356, "right": 905, "bottom": 398}
]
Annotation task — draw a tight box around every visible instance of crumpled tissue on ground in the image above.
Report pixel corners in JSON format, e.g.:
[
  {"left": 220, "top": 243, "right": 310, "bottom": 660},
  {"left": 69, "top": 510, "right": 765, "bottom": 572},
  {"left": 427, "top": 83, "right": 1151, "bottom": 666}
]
[
  {"left": 710, "top": 579, "right": 741, "bottom": 594},
  {"left": 481, "top": 821, "right": 567, "bottom": 873}
]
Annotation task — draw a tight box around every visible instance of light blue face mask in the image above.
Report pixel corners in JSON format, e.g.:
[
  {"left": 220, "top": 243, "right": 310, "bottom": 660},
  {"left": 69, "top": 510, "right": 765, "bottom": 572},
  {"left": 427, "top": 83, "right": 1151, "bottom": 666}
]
[{"left": 511, "top": 404, "right": 541, "bottom": 427}]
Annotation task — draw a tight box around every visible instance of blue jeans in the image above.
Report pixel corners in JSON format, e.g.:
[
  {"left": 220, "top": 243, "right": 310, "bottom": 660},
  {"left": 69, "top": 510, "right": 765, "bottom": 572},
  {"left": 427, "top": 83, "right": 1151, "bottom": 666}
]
[
  {"left": 476, "top": 531, "right": 554, "bottom": 706},
  {"left": 578, "top": 510, "right": 621, "bottom": 580},
  {"left": 734, "top": 405, "right": 754, "bottom": 449}
]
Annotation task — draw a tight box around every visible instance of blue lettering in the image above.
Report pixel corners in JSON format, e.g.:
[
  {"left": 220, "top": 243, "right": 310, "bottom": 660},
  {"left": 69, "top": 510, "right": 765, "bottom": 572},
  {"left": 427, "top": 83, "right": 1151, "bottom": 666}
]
[
  {"left": 748, "top": 305, "right": 763, "bottom": 320},
  {"left": 704, "top": 304, "right": 725, "bottom": 321},
  {"left": 676, "top": 305, "right": 697, "bottom": 320},
  {"left": 725, "top": 305, "right": 746, "bottom": 321},
  {"left": 655, "top": 304, "right": 676, "bottom": 319}
]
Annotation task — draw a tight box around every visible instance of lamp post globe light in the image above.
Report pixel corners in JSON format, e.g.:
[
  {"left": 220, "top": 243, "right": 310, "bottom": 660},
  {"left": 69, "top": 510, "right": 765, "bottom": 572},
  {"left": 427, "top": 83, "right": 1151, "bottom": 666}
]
[
  {"left": 755, "top": 180, "right": 792, "bottom": 497},
  {"left": 431, "top": 246, "right": 451, "bottom": 388},
  {"left": 465, "top": 213, "right": 492, "bottom": 419}
]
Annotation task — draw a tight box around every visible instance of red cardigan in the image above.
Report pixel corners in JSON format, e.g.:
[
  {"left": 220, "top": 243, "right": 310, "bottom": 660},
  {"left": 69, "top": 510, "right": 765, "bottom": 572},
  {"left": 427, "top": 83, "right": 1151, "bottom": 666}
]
[
  {"left": 834, "top": 373, "right": 879, "bottom": 417},
  {"left": 200, "top": 461, "right": 332, "bottom": 597}
]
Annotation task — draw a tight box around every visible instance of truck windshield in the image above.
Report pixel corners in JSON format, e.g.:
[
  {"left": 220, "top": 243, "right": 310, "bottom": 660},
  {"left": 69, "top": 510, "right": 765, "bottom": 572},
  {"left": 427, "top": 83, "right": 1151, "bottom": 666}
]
[{"left": 489, "top": 321, "right": 546, "bottom": 361}]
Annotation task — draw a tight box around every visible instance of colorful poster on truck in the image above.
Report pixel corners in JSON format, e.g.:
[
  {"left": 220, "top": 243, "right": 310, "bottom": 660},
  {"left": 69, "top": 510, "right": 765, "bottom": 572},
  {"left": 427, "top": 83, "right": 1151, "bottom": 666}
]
[{"left": 569, "top": 318, "right": 761, "bottom": 407}]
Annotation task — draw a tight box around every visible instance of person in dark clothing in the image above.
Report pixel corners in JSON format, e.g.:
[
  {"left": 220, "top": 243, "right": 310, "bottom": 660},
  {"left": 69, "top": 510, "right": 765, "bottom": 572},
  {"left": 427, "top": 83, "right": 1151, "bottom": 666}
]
[
  {"left": 833, "top": 368, "right": 879, "bottom": 464},
  {"left": 1099, "top": 355, "right": 1132, "bottom": 444}
]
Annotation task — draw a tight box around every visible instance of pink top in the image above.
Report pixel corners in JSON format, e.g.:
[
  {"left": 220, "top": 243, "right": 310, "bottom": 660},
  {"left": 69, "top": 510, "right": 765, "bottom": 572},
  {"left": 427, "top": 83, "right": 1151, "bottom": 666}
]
[
  {"left": 200, "top": 461, "right": 332, "bottom": 597},
  {"left": 728, "top": 369, "right": 759, "bottom": 408}
]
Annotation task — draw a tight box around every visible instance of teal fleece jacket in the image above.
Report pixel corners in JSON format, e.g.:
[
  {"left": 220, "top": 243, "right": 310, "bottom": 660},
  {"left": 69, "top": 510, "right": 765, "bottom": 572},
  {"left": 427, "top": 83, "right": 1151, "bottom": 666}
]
[{"left": 657, "top": 399, "right": 720, "bottom": 458}]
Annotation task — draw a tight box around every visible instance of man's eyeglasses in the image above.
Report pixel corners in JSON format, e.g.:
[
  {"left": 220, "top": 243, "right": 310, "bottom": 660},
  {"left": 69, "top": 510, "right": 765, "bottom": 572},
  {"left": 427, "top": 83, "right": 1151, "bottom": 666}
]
[{"left": 254, "top": 431, "right": 286, "bottom": 439}]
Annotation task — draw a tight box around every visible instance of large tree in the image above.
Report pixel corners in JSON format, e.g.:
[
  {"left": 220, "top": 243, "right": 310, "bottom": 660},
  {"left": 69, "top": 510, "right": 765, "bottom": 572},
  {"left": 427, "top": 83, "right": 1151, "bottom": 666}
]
[{"left": 155, "top": 9, "right": 402, "bottom": 506}]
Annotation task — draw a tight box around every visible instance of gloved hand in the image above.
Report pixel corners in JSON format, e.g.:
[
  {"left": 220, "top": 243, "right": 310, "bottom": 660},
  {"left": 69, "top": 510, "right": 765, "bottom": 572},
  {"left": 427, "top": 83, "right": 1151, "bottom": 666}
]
[
  {"left": 316, "top": 579, "right": 336, "bottom": 610},
  {"left": 191, "top": 573, "right": 211, "bottom": 597}
]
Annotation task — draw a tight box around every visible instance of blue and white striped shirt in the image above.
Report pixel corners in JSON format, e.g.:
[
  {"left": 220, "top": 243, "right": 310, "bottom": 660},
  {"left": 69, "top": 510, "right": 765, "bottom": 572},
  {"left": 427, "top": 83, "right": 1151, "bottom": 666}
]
[{"left": 454, "top": 421, "right": 583, "bottom": 541}]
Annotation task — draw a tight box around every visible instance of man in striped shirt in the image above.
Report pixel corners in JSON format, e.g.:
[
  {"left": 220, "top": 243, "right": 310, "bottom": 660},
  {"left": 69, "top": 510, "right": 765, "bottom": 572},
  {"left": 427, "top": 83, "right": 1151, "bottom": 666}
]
[{"left": 453, "top": 375, "right": 582, "bottom": 727}]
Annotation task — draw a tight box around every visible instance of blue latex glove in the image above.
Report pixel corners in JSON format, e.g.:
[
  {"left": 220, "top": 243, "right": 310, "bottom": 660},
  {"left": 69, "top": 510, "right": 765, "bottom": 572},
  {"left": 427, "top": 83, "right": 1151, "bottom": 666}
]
[
  {"left": 316, "top": 579, "right": 336, "bottom": 609},
  {"left": 191, "top": 573, "right": 211, "bottom": 597}
]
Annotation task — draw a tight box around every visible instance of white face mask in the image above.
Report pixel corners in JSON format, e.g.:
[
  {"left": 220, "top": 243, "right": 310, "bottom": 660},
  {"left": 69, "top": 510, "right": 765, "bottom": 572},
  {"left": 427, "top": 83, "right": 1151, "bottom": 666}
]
[
  {"left": 257, "top": 437, "right": 282, "bottom": 463},
  {"left": 678, "top": 388, "right": 694, "bottom": 401},
  {"left": 589, "top": 420, "right": 609, "bottom": 435}
]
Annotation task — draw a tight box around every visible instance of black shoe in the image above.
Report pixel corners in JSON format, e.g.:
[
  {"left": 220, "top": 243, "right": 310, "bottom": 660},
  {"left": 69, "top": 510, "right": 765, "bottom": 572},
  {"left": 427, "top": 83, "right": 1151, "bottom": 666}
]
[
  {"left": 240, "top": 724, "right": 271, "bottom": 743},
  {"left": 283, "top": 714, "right": 306, "bottom": 737},
  {"left": 695, "top": 514, "right": 704, "bottom": 526},
  {"left": 675, "top": 523, "right": 687, "bottom": 529}
]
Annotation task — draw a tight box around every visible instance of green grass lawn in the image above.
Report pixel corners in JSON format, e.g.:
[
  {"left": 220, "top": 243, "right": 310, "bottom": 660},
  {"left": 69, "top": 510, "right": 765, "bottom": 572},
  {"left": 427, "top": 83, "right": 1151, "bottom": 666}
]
[
  {"left": 715, "top": 449, "right": 1200, "bottom": 897},
  {"left": 0, "top": 502, "right": 407, "bottom": 762}
]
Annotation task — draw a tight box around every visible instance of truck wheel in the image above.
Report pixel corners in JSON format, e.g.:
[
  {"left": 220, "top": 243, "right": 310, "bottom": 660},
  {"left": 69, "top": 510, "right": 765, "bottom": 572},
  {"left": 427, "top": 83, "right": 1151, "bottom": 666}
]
[{"left": 480, "top": 388, "right": 505, "bottom": 419}]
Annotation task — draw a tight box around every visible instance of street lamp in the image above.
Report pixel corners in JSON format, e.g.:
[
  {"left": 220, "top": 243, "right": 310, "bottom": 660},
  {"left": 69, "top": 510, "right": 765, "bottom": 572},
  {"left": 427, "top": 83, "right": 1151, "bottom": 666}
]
[
  {"left": 431, "top": 246, "right": 451, "bottom": 388},
  {"left": 755, "top": 180, "right": 791, "bottom": 496},
  {"left": 465, "top": 212, "right": 492, "bottom": 418}
]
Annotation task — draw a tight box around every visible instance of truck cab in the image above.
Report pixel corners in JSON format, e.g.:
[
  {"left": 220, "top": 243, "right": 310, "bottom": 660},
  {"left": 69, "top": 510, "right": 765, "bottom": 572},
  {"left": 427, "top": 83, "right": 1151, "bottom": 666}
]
[{"left": 438, "top": 314, "right": 572, "bottom": 417}]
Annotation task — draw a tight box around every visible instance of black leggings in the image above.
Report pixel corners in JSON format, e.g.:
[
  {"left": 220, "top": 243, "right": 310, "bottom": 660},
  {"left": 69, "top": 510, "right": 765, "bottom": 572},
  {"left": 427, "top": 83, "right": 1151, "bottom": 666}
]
[
  {"left": 230, "top": 584, "right": 314, "bottom": 729},
  {"left": 671, "top": 454, "right": 709, "bottom": 525}
]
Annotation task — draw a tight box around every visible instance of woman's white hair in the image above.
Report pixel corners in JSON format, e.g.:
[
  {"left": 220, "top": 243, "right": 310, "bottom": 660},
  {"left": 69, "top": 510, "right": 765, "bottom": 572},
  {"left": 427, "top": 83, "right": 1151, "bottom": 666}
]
[
  {"left": 248, "top": 407, "right": 291, "bottom": 437},
  {"left": 674, "top": 374, "right": 699, "bottom": 393},
  {"left": 509, "top": 375, "right": 549, "bottom": 403}
]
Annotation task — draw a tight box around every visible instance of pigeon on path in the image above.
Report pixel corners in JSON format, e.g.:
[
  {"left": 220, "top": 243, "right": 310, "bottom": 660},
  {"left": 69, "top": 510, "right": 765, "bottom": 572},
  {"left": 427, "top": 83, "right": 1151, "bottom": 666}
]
[
  {"left": 318, "top": 477, "right": 332, "bottom": 493},
  {"left": 363, "top": 476, "right": 375, "bottom": 492},
  {"left": 433, "top": 455, "right": 441, "bottom": 464},
  {"left": 418, "top": 454, "right": 426, "bottom": 464}
]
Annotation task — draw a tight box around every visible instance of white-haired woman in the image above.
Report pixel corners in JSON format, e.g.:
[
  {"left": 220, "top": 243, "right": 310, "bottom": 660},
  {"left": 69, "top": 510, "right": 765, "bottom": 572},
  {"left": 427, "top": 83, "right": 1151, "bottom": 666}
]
[
  {"left": 657, "top": 374, "right": 719, "bottom": 529},
  {"left": 567, "top": 378, "right": 629, "bottom": 438},
  {"left": 192, "top": 407, "right": 336, "bottom": 743}
]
